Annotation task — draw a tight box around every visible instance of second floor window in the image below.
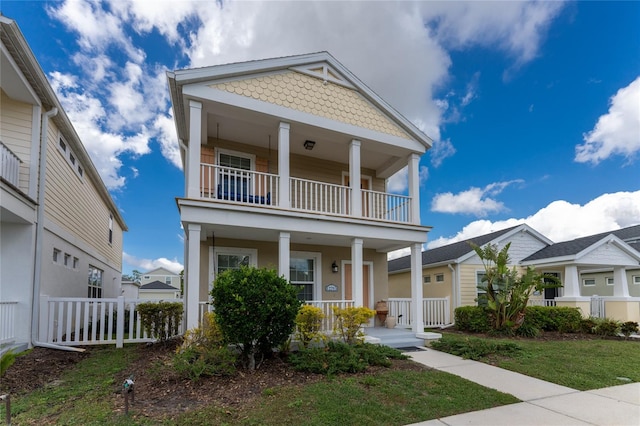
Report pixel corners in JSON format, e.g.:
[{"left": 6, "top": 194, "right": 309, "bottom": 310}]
[{"left": 108, "top": 214, "right": 113, "bottom": 244}]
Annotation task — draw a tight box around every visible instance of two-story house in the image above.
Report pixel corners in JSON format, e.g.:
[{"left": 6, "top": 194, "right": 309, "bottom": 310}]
[
  {"left": 0, "top": 16, "right": 127, "bottom": 352},
  {"left": 168, "top": 52, "right": 432, "bottom": 333}
]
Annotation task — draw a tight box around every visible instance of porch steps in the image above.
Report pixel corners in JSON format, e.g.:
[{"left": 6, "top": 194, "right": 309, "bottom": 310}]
[{"left": 365, "top": 327, "right": 442, "bottom": 349}]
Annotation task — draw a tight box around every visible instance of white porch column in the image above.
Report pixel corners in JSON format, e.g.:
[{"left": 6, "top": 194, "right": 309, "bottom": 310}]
[
  {"left": 187, "top": 100, "right": 202, "bottom": 198},
  {"left": 186, "top": 223, "right": 201, "bottom": 329},
  {"left": 408, "top": 153, "right": 421, "bottom": 224},
  {"left": 351, "top": 238, "right": 364, "bottom": 306},
  {"left": 349, "top": 139, "right": 362, "bottom": 217},
  {"left": 563, "top": 265, "right": 580, "bottom": 297},
  {"left": 278, "top": 122, "right": 290, "bottom": 208},
  {"left": 411, "top": 243, "right": 424, "bottom": 333},
  {"left": 612, "top": 267, "right": 630, "bottom": 297},
  {"left": 279, "top": 231, "right": 290, "bottom": 281}
]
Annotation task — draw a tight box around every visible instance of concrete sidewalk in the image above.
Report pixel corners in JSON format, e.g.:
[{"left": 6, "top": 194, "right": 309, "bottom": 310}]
[{"left": 405, "top": 348, "right": 640, "bottom": 426}]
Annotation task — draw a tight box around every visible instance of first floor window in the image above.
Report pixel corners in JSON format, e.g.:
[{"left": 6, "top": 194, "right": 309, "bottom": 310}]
[
  {"left": 290, "top": 257, "right": 315, "bottom": 301},
  {"left": 217, "top": 253, "right": 251, "bottom": 274},
  {"left": 435, "top": 273, "right": 444, "bottom": 282},
  {"left": 53, "top": 248, "right": 61, "bottom": 263},
  {"left": 606, "top": 277, "right": 614, "bottom": 286},
  {"left": 423, "top": 275, "right": 431, "bottom": 284},
  {"left": 476, "top": 271, "right": 487, "bottom": 306},
  {"left": 88, "top": 265, "right": 103, "bottom": 298},
  {"left": 634, "top": 276, "right": 640, "bottom": 285},
  {"left": 583, "top": 278, "right": 596, "bottom": 286}
]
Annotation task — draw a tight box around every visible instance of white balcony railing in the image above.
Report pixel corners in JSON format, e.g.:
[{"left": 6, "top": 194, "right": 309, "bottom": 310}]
[
  {"left": 200, "top": 163, "right": 414, "bottom": 224},
  {"left": 387, "top": 297, "right": 451, "bottom": 328},
  {"left": 201, "top": 164, "right": 279, "bottom": 206},
  {"left": 528, "top": 299, "right": 557, "bottom": 307},
  {"left": 1, "top": 142, "right": 21, "bottom": 187},
  {"left": 0, "top": 301, "right": 18, "bottom": 345},
  {"left": 362, "top": 189, "right": 411, "bottom": 223},
  {"left": 290, "top": 177, "right": 351, "bottom": 216}
]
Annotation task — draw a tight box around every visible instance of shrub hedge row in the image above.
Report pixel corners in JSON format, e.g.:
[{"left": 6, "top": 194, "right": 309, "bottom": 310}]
[{"left": 454, "top": 305, "right": 582, "bottom": 334}]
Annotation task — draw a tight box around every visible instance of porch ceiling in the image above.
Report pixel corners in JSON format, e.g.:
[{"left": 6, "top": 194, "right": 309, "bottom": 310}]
[{"left": 200, "top": 100, "right": 414, "bottom": 178}]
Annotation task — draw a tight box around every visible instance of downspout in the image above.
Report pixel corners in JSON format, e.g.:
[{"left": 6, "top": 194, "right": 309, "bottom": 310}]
[{"left": 30, "top": 107, "right": 84, "bottom": 353}]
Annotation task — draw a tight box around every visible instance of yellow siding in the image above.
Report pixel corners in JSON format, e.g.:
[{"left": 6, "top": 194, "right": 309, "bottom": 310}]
[
  {"left": 43, "top": 120, "right": 122, "bottom": 267},
  {"left": 388, "top": 266, "right": 453, "bottom": 299},
  {"left": 1, "top": 90, "right": 33, "bottom": 194},
  {"left": 459, "top": 264, "right": 482, "bottom": 306},
  {"left": 211, "top": 71, "right": 411, "bottom": 139}
]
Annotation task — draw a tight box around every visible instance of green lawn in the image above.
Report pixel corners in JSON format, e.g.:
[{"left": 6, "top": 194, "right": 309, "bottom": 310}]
[
  {"left": 437, "top": 332, "right": 640, "bottom": 391},
  {"left": 1, "top": 345, "right": 517, "bottom": 426}
]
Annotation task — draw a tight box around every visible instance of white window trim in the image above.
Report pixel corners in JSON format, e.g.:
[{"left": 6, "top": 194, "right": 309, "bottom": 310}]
[
  {"left": 476, "top": 270, "right": 487, "bottom": 295},
  {"left": 291, "top": 251, "right": 322, "bottom": 301},
  {"left": 633, "top": 275, "right": 640, "bottom": 285},
  {"left": 435, "top": 273, "right": 445, "bottom": 283},
  {"left": 583, "top": 278, "right": 596, "bottom": 286},
  {"left": 216, "top": 148, "right": 256, "bottom": 170},
  {"left": 210, "top": 247, "right": 258, "bottom": 291},
  {"left": 606, "top": 277, "right": 614, "bottom": 286},
  {"left": 423, "top": 275, "right": 431, "bottom": 284}
]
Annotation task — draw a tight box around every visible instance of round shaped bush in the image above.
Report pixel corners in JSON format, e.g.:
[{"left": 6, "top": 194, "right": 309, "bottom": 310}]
[{"left": 211, "top": 266, "right": 301, "bottom": 369}]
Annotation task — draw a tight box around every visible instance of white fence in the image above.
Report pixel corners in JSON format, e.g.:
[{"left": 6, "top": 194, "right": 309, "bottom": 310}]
[
  {"left": 590, "top": 296, "right": 606, "bottom": 318},
  {"left": 290, "top": 177, "right": 350, "bottom": 216},
  {"left": 0, "top": 301, "right": 17, "bottom": 345},
  {"left": 201, "top": 164, "right": 278, "bottom": 205},
  {"left": 387, "top": 297, "right": 450, "bottom": 328},
  {"left": 41, "top": 296, "right": 185, "bottom": 348}
]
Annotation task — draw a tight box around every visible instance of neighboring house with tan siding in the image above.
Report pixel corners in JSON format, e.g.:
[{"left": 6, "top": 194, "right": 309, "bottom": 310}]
[
  {"left": 168, "top": 52, "right": 433, "bottom": 334},
  {"left": 0, "top": 16, "right": 127, "bottom": 353},
  {"left": 389, "top": 223, "right": 640, "bottom": 326},
  {"left": 388, "top": 224, "right": 552, "bottom": 324}
]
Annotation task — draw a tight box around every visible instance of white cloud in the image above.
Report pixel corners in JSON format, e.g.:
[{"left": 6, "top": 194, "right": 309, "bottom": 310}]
[
  {"left": 430, "top": 138, "right": 457, "bottom": 167},
  {"left": 46, "top": 0, "right": 566, "bottom": 189},
  {"left": 123, "top": 252, "right": 183, "bottom": 274},
  {"left": 386, "top": 165, "right": 430, "bottom": 194},
  {"left": 575, "top": 76, "right": 640, "bottom": 164},
  {"left": 431, "top": 180, "right": 524, "bottom": 217},
  {"left": 427, "top": 190, "right": 640, "bottom": 248}
]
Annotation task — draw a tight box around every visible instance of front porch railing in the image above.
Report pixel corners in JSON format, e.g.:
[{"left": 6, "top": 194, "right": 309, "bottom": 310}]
[
  {"left": 528, "top": 299, "right": 557, "bottom": 307},
  {"left": 0, "top": 301, "right": 17, "bottom": 345},
  {"left": 1, "top": 141, "right": 21, "bottom": 187},
  {"left": 305, "top": 300, "right": 355, "bottom": 331},
  {"left": 387, "top": 297, "right": 450, "bottom": 328},
  {"left": 362, "top": 189, "right": 411, "bottom": 223}
]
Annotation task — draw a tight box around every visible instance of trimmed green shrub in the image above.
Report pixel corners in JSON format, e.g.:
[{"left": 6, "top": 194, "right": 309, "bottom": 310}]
[
  {"left": 515, "top": 321, "right": 539, "bottom": 338},
  {"left": 137, "top": 301, "right": 184, "bottom": 342},
  {"left": 454, "top": 306, "right": 491, "bottom": 333},
  {"left": 430, "top": 336, "right": 521, "bottom": 361},
  {"left": 288, "top": 341, "right": 407, "bottom": 375},
  {"left": 521, "top": 306, "right": 582, "bottom": 333},
  {"left": 211, "top": 266, "right": 301, "bottom": 370},
  {"left": 621, "top": 321, "right": 639, "bottom": 337},
  {"left": 580, "top": 317, "right": 599, "bottom": 334}
]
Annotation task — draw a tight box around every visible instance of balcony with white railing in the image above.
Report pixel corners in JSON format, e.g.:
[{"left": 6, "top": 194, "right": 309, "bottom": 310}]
[
  {"left": 200, "top": 163, "right": 414, "bottom": 224},
  {"left": 201, "top": 164, "right": 279, "bottom": 206},
  {"left": 1, "top": 141, "right": 21, "bottom": 188}
]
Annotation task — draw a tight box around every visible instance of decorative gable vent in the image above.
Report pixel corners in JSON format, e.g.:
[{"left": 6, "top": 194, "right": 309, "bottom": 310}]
[{"left": 292, "top": 63, "right": 355, "bottom": 89}]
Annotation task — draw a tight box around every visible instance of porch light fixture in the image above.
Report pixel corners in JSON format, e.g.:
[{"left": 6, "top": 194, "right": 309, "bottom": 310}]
[
  {"left": 304, "top": 140, "right": 316, "bottom": 150},
  {"left": 331, "top": 261, "right": 339, "bottom": 273}
]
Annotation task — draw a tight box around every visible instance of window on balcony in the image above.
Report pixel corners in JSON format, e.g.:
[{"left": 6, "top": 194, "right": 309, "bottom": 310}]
[{"left": 217, "top": 151, "right": 254, "bottom": 201}]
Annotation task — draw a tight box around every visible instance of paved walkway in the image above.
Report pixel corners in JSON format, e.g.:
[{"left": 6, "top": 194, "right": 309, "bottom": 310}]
[{"left": 405, "top": 348, "right": 640, "bottom": 426}]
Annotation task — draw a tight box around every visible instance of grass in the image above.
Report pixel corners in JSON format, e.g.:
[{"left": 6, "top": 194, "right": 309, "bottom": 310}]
[
  {"left": 437, "top": 332, "right": 640, "bottom": 390},
  {"left": 1, "top": 345, "right": 142, "bottom": 426},
  {"left": 1, "top": 344, "right": 517, "bottom": 426},
  {"left": 170, "top": 370, "right": 517, "bottom": 426}
]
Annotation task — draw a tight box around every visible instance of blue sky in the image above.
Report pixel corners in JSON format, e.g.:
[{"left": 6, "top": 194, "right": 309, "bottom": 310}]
[{"left": 2, "top": 1, "right": 638, "bottom": 274}]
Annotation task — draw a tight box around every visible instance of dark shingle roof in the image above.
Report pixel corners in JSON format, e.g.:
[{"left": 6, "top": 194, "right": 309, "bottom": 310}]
[
  {"left": 523, "top": 224, "right": 640, "bottom": 262},
  {"left": 388, "top": 225, "right": 521, "bottom": 273},
  {"left": 140, "top": 280, "right": 178, "bottom": 290}
]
